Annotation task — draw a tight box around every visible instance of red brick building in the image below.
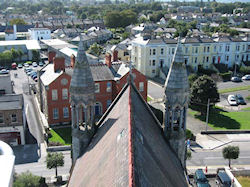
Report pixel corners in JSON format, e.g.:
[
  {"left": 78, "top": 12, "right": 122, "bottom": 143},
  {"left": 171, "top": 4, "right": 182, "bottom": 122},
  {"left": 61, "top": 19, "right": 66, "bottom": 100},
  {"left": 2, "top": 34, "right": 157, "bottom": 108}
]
[{"left": 38, "top": 52, "right": 147, "bottom": 125}]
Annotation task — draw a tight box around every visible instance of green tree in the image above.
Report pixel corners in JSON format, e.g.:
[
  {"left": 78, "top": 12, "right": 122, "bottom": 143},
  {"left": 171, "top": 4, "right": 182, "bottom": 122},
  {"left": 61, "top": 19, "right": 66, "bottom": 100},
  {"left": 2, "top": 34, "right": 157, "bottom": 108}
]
[
  {"left": 80, "top": 12, "right": 87, "bottom": 20},
  {"left": 222, "top": 145, "right": 239, "bottom": 168},
  {"left": 32, "top": 50, "right": 40, "bottom": 62},
  {"left": 190, "top": 75, "right": 220, "bottom": 114},
  {"left": 122, "top": 32, "right": 130, "bottom": 39},
  {"left": 0, "top": 50, "right": 13, "bottom": 67},
  {"left": 186, "top": 149, "right": 192, "bottom": 160},
  {"left": 13, "top": 171, "right": 41, "bottom": 187},
  {"left": 88, "top": 43, "right": 103, "bottom": 57},
  {"left": 11, "top": 48, "right": 19, "bottom": 61},
  {"left": 188, "top": 74, "right": 199, "bottom": 88},
  {"left": 46, "top": 152, "right": 64, "bottom": 178},
  {"left": 10, "top": 18, "right": 27, "bottom": 25},
  {"left": 17, "top": 49, "right": 24, "bottom": 62}
]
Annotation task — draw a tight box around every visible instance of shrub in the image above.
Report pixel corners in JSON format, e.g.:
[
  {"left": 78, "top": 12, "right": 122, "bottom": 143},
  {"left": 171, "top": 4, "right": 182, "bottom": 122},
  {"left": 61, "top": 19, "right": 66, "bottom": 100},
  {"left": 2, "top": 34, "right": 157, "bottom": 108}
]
[
  {"left": 214, "top": 63, "right": 228, "bottom": 73},
  {"left": 239, "top": 66, "right": 250, "bottom": 75},
  {"left": 186, "top": 129, "right": 195, "bottom": 141},
  {"left": 198, "top": 65, "right": 217, "bottom": 76},
  {"left": 219, "top": 71, "right": 232, "bottom": 82},
  {"left": 48, "top": 142, "right": 63, "bottom": 147}
]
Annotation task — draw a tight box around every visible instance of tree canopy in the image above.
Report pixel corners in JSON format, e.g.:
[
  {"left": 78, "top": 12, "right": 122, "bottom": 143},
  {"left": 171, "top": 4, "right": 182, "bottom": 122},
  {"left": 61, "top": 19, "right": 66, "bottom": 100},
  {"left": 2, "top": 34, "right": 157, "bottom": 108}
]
[
  {"left": 104, "top": 9, "right": 137, "bottom": 28},
  {"left": 46, "top": 152, "right": 64, "bottom": 177},
  {"left": 13, "top": 171, "right": 42, "bottom": 187},
  {"left": 190, "top": 75, "right": 220, "bottom": 114},
  {"left": 222, "top": 145, "right": 239, "bottom": 168},
  {"left": 10, "top": 18, "right": 27, "bottom": 25}
]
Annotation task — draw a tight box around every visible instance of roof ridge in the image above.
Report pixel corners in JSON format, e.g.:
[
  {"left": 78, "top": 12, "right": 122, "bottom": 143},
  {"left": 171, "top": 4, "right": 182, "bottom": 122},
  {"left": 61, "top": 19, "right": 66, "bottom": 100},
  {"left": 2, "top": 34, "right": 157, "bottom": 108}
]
[{"left": 128, "top": 84, "right": 135, "bottom": 187}]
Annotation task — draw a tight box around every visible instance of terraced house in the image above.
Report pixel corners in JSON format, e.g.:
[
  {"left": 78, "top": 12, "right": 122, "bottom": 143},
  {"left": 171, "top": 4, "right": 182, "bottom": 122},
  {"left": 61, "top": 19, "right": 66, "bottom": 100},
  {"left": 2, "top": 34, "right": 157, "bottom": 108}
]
[{"left": 131, "top": 35, "right": 250, "bottom": 78}]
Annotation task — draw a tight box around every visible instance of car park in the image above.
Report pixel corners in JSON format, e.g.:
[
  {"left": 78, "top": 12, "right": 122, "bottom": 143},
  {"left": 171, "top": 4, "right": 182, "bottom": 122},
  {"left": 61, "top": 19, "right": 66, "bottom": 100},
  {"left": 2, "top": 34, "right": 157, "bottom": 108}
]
[
  {"left": 235, "top": 94, "right": 246, "bottom": 105},
  {"left": 216, "top": 169, "right": 231, "bottom": 187},
  {"left": 0, "top": 69, "right": 9, "bottom": 74},
  {"left": 227, "top": 95, "right": 238, "bottom": 106},
  {"left": 242, "top": 74, "right": 250, "bottom": 80},
  {"left": 18, "top": 64, "right": 23, "bottom": 68},
  {"left": 32, "top": 62, "right": 38, "bottom": 67},
  {"left": 38, "top": 62, "right": 44, "bottom": 67},
  {"left": 231, "top": 76, "right": 242, "bottom": 82},
  {"left": 194, "top": 169, "right": 210, "bottom": 187},
  {"left": 24, "top": 63, "right": 29, "bottom": 67}
]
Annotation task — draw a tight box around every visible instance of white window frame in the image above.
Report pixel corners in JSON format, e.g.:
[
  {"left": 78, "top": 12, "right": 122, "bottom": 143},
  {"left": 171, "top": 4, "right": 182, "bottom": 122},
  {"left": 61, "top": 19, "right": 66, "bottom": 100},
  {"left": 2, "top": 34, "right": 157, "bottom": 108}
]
[
  {"left": 62, "top": 88, "right": 68, "bottom": 100},
  {"left": 139, "top": 82, "right": 144, "bottom": 92},
  {"left": 63, "top": 107, "right": 69, "bottom": 118},
  {"left": 53, "top": 108, "right": 59, "bottom": 119},
  {"left": 106, "top": 82, "right": 111, "bottom": 93},
  {"left": 95, "top": 83, "right": 100, "bottom": 93},
  {"left": 52, "top": 89, "right": 58, "bottom": 101}
]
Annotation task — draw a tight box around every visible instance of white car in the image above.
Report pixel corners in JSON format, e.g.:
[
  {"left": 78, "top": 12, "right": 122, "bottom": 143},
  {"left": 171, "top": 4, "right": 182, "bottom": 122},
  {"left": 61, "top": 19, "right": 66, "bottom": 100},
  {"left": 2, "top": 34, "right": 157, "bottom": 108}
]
[
  {"left": 32, "top": 62, "right": 38, "bottom": 67},
  {"left": 227, "top": 95, "right": 238, "bottom": 106},
  {"left": 242, "top": 75, "right": 250, "bottom": 81}
]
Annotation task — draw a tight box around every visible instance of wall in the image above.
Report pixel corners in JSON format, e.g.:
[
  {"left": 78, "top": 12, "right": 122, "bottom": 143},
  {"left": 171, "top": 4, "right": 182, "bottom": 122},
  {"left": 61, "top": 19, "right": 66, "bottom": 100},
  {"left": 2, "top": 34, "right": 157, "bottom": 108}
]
[{"left": 0, "top": 74, "right": 13, "bottom": 94}]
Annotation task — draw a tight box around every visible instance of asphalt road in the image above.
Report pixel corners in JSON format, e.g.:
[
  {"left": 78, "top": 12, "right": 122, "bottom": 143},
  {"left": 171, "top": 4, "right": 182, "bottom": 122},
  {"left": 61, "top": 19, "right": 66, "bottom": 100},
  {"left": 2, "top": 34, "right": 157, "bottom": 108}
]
[
  {"left": 187, "top": 142, "right": 250, "bottom": 169},
  {"left": 217, "top": 80, "right": 250, "bottom": 90},
  {"left": 14, "top": 144, "right": 72, "bottom": 178},
  {"left": 148, "top": 81, "right": 164, "bottom": 100},
  {"left": 10, "top": 65, "right": 44, "bottom": 143}
]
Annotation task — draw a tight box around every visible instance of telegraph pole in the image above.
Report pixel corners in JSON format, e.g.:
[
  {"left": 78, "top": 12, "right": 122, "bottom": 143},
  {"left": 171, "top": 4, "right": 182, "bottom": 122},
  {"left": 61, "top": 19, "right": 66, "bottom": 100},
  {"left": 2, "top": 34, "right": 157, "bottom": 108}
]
[{"left": 206, "top": 98, "right": 210, "bottom": 132}]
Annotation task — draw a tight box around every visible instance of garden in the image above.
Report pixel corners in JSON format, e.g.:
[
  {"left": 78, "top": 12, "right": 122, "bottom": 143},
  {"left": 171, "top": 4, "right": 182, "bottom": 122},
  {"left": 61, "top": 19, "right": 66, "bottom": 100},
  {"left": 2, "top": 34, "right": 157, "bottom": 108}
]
[{"left": 48, "top": 127, "right": 72, "bottom": 146}]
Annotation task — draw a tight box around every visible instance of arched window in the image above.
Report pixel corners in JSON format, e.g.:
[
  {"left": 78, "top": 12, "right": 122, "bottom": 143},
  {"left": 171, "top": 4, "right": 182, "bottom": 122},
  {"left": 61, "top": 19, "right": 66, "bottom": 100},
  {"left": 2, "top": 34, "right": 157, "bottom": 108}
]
[{"left": 95, "top": 102, "right": 102, "bottom": 116}]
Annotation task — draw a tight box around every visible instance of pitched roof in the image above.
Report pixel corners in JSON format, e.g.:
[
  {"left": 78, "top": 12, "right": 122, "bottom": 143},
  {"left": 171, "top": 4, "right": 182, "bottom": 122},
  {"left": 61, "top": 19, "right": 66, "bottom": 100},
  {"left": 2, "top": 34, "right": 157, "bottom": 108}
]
[
  {"left": 90, "top": 65, "right": 114, "bottom": 81},
  {"left": 68, "top": 83, "right": 188, "bottom": 187},
  {"left": 40, "top": 63, "right": 63, "bottom": 86}
]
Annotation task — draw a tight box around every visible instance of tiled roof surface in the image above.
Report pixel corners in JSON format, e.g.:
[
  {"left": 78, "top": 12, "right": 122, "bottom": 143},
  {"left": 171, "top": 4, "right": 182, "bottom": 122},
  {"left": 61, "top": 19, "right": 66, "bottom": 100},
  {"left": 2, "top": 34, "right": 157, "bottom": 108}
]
[{"left": 68, "top": 83, "right": 187, "bottom": 187}]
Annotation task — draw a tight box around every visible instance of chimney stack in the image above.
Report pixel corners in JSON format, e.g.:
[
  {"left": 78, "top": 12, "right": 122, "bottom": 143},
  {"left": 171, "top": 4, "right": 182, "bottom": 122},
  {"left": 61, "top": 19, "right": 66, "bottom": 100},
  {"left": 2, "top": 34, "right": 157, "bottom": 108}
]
[
  {"left": 112, "top": 50, "right": 118, "bottom": 62},
  {"left": 48, "top": 51, "right": 56, "bottom": 63},
  {"left": 53, "top": 56, "right": 65, "bottom": 72},
  {"left": 105, "top": 53, "right": 112, "bottom": 68}
]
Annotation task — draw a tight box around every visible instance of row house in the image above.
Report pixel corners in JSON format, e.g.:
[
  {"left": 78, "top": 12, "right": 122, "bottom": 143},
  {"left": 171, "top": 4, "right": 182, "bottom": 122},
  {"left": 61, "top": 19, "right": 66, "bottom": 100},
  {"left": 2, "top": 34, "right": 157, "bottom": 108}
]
[
  {"left": 38, "top": 51, "right": 147, "bottom": 126},
  {"left": 131, "top": 35, "right": 250, "bottom": 78},
  {"left": 0, "top": 74, "right": 25, "bottom": 146}
]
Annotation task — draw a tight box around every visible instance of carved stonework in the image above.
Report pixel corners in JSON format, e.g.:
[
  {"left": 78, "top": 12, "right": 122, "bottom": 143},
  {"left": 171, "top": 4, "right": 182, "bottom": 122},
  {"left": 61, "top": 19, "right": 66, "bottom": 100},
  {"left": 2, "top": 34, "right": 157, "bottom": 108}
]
[{"left": 163, "top": 39, "right": 189, "bottom": 168}]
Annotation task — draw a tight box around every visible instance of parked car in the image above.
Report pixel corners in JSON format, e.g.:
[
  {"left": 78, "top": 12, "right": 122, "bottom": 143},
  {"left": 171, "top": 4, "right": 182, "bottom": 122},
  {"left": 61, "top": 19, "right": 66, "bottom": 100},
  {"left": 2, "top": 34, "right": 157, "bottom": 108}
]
[
  {"left": 18, "top": 64, "right": 23, "bottom": 68},
  {"left": 11, "top": 63, "right": 17, "bottom": 69},
  {"left": 24, "top": 67, "right": 33, "bottom": 73},
  {"left": 38, "top": 62, "right": 44, "bottom": 67},
  {"left": 31, "top": 73, "right": 37, "bottom": 79},
  {"left": 32, "top": 62, "right": 38, "bottom": 67},
  {"left": 34, "top": 77, "right": 38, "bottom": 82},
  {"left": 231, "top": 76, "right": 242, "bottom": 82},
  {"left": 194, "top": 169, "right": 210, "bottom": 187},
  {"left": 242, "top": 74, "right": 250, "bottom": 81},
  {"left": 0, "top": 69, "right": 9, "bottom": 74},
  {"left": 227, "top": 95, "right": 238, "bottom": 106},
  {"left": 216, "top": 169, "right": 231, "bottom": 187},
  {"left": 24, "top": 63, "right": 29, "bottom": 67},
  {"left": 235, "top": 94, "right": 246, "bottom": 105}
]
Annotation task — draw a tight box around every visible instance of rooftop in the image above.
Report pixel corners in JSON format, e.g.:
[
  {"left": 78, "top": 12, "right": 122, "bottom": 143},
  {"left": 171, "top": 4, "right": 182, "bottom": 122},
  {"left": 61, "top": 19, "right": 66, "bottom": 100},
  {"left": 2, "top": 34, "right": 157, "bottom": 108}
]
[
  {"left": 0, "top": 94, "right": 23, "bottom": 111},
  {"left": 0, "top": 40, "right": 41, "bottom": 50}
]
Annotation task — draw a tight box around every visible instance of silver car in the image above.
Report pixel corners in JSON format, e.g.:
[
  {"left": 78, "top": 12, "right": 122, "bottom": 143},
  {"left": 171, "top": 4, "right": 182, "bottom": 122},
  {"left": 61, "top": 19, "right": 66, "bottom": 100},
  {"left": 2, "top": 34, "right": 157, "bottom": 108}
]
[
  {"left": 227, "top": 95, "right": 238, "bottom": 106},
  {"left": 242, "top": 75, "right": 250, "bottom": 81}
]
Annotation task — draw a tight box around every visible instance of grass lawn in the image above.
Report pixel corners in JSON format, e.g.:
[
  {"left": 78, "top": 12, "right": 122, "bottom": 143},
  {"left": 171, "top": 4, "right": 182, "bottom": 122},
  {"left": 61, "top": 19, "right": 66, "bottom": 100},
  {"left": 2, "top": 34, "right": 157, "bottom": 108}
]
[
  {"left": 246, "top": 95, "right": 250, "bottom": 101},
  {"left": 48, "top": 127, "right": 72, "bottom": 145},
  {"left": 189, "top": 108, "right": 250, "bottom": 130},
  {"left": 219, "top": 85, "right": 250, "bottom": 94},
  {"left": 237, "top": 176, "right": 250, "bottom": 187},
  {"left": 242, "top": 107, "right": 250, "bottom": 111}
]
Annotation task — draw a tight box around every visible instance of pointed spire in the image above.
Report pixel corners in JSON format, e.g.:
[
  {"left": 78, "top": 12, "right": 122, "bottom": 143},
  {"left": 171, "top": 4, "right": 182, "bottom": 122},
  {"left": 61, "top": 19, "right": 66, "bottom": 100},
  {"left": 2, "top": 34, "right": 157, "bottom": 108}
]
[
  {"left": 172, "top": 37, "right": 184, "bottom": 64},
  {"left": 69, "top": 34, "right": 95, "bottom": 101},
  {"left": 76, "top": 34, "right": 88, "bottom": 65}
]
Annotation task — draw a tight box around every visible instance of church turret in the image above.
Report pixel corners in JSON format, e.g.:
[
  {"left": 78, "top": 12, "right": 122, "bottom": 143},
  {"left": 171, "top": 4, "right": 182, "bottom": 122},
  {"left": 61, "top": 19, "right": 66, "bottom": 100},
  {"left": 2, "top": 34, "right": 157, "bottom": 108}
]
[
  {"left": 70, "top": 36, "right": 95, "bottom": 163},
  {"left": 163, "top": 39, "right": 189, "bottom": 167}
]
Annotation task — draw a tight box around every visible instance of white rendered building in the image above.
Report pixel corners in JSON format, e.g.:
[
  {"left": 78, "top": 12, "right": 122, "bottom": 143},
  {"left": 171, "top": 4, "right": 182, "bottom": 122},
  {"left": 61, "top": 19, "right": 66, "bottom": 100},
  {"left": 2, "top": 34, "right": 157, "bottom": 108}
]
[{"left": 28, "top": 28, "right": 51, "bottom": 40}]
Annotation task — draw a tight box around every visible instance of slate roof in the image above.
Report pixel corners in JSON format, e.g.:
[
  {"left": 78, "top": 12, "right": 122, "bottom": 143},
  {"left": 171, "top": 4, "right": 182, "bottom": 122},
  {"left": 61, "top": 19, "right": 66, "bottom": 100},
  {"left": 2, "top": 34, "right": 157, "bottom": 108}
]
[
  {"left": 90, "top": 65, "right": 114, "bottom": 81},
  {"left": 68, "top": 83, "right": 188, "bottom": 187},
  {"left": 0, "top": 94, "right": 23, "bottom": 110},
  {"left": 40, "top": 63, "right": 63, "bottom": 86}
]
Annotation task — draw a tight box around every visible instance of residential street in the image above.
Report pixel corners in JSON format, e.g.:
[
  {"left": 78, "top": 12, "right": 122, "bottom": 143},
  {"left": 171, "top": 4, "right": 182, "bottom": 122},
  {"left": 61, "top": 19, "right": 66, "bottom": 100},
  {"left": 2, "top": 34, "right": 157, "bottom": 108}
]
[{"left": 13, "top": 144, "right": 71, "bottom": 178}]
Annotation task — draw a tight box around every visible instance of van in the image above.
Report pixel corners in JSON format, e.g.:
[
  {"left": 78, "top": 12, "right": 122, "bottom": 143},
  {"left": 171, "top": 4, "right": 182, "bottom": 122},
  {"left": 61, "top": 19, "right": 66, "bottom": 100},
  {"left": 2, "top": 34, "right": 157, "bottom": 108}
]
[
  {"left": 194, "top": 169, "right": 210, "bottom": 187},
  {"left": 216, "top": 171, "right": 231, "bottom": 187}
]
